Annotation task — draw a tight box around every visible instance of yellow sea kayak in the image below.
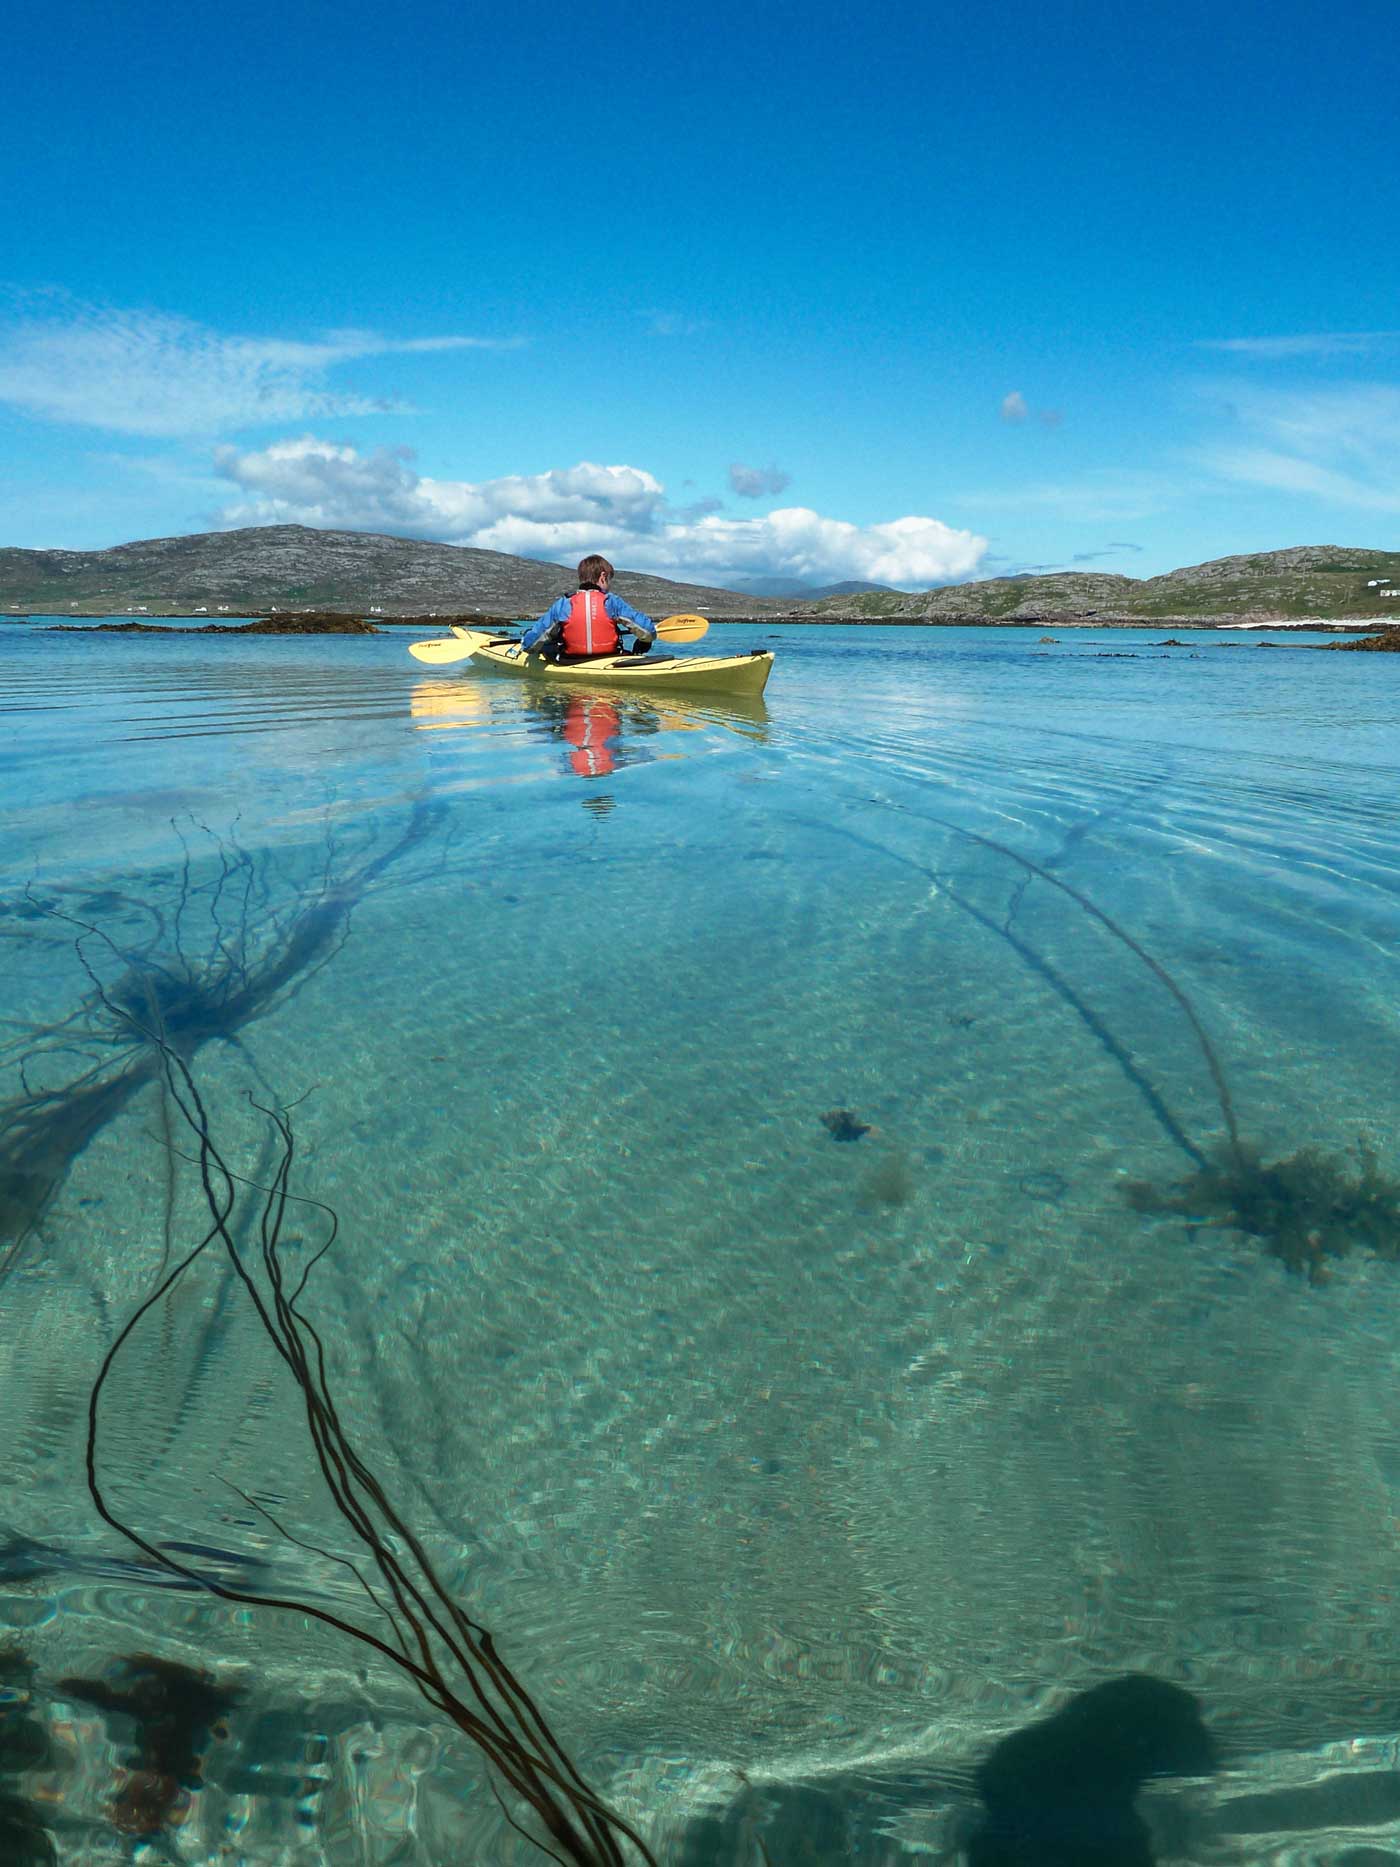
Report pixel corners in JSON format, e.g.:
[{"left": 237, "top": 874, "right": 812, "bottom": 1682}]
[{"left": 454, "top": 629, "right": 774, "bottom": 697}]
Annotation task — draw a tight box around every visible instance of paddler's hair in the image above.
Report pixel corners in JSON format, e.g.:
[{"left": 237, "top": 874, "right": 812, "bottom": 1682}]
[{"left": 577, "top": 554, "right": 614, "bottom": 588}]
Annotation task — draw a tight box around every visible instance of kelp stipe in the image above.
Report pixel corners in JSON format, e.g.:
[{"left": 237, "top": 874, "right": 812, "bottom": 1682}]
[
  {"left": 83, "top": 997, "right": 656, "bottom": 1863},
  {"left": 806, "top": 792, "right": 1400, "bottom": 1282},
  {"left": 808, "top": 808, "right": 1230, "bottom": 1172},
  {"left": 947, "top": 820, "right": 1400, "bottom": 1279},
  {"left": 0, "top": 1645, "right": 56, "bottom": 1867}
]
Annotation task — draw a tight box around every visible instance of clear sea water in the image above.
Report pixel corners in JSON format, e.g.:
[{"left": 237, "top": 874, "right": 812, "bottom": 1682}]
[{"left": 4, "top": 618, "right": 1400, "bottom": 1863}]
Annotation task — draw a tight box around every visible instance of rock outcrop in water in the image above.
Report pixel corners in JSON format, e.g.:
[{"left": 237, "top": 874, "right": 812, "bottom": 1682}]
[
  {"left": 49, "top": 613, "right": 380, "bottom": 635},
  {"left": 1327, "top": 628, "right": 1400, "bottom": 651}
]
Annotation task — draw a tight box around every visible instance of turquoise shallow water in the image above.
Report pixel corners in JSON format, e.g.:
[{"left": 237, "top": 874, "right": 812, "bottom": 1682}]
[{"left": 4, "top": 619, "right": 1400, "bottom": 1862}]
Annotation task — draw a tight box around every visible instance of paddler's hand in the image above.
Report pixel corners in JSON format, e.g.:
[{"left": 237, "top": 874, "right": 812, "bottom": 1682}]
[{"left": 630, "top": 636, "right": 653, "bottom": 656}]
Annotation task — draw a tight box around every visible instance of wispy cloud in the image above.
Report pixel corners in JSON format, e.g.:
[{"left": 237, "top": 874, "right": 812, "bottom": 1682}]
[
  {"left": 956, "top": 471, "right": 1173, "bottom": 524},
  {"left": 1001, "top": 389, "right": 1063, "bottom": 427},
  {"left": 213, "top": 437, "right": 987, "bottom": 587},
  {"left": 643, "top": 310, "right": 709, "bottom": 337},
  {"left": 1197, "top": 380, "right": 1400, "bottom": 512},
  {"left": 728, "top": 462, "right": 791, "bottom": 498},
  {"left": 1198, "top": 332, "right": 1400, "bottom": 360},
  {"left": 0, "top": 294, "right": 520, "bottom": 437}
]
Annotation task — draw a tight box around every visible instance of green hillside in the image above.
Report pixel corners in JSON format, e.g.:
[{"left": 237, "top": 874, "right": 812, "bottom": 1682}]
[
  {"left": 0, "top": 525, "right": 788, "bottom": 619},
  {"left": 5, "top": 530, "right": 1400, "bottom": 624},
  {"left": 814, "top": 546, "right": 1400, "bottom": 622}
]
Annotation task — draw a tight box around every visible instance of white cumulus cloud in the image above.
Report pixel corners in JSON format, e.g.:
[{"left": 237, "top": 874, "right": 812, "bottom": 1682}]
[
  {"left": 647, "top": 509, "right": 986, "bottom": 586},
  {"left": 212, "top": 437, "right": 431, "bottom": 530},
  {"left": 213, "top": 437, "right": 987, "bottom": 588},
  {"left": 0, "top": 295, "right": 518, "bottom": 437}
]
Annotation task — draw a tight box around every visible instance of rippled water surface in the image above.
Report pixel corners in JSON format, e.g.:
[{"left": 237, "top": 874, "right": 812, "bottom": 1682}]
[{"left": 4, "top": 619, "right": 1400, "bottom": 1862}]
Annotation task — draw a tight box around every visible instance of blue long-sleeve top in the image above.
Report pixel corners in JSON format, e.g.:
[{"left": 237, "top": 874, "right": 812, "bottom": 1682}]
[{"left": 521, "top": 589, "right": 656, "bottom": 652}]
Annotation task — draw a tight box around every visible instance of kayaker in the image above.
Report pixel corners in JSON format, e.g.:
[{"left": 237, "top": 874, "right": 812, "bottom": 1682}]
[{"left": 520, "top": 555, "right": 657, "bottom": 661}]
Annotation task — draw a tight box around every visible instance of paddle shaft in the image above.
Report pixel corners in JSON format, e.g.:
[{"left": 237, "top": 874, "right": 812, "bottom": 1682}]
[{"left": 408, "top": 612, "right": 708, "bottom": 666}]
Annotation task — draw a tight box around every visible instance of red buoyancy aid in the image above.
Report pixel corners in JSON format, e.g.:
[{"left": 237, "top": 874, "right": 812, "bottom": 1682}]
[{"left": 561, "top": 587, "right": 620, "bottom": 656}]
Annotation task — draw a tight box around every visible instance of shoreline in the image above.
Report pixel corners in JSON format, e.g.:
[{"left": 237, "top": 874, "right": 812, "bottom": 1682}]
[{"left": 6, "top": 610, "right": 1400, "bottom": 635}]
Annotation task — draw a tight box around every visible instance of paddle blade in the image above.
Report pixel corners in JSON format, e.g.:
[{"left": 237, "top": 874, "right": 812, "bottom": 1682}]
[
  {"left": 655, "top": 613, "right": 709, "bottom": 643},
  {"left": 408, "top": 636, "right": 479, "bottom": 664}
]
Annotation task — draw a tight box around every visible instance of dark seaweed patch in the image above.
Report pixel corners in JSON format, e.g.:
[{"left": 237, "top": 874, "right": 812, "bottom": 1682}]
[
  {"left": 822, "top": 1108, "right": 873, "bottom": 1142},
  {"left": 810, "top": 794, "right": 1400, "bottom": 1288},
  {"left": 1126, "top": 1138, "right": 1400, "bottom": 1283},
  {"left": 59, "top": 1654, "right": 240, "bottom": 1837}
]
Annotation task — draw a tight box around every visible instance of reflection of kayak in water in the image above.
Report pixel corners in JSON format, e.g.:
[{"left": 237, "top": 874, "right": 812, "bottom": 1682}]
[
  {"left": 410, "top": 676, "right": 770, "bottom": 747},
  {"left": 452, "top": 628, "right": 775, "bottom": 696}
]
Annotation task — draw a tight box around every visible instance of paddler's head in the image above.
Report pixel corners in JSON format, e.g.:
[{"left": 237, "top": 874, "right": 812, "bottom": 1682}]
[{"left": 577, "top": 553, "right": 614, "bottom": 592}]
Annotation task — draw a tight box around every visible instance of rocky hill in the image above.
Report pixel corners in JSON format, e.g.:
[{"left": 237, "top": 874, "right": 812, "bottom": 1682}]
[
  {"left": 813, "top": 547, "right": 1400, "bottom": 623},
  {"left": 5, "top": 528, "right": 1400, "bottom": 625},
  {"left": 0, "top": 525, "right": 789, "bottom": 619}
]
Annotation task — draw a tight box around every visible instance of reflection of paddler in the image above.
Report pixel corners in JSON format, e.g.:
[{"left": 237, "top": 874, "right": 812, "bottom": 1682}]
[{"left": 561, "top": 695, "right": 621, "bottom": 777}]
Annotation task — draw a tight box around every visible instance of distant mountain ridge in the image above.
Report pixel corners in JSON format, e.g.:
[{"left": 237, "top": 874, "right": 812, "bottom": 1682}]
[
  {"left": 2, "top": 528, "right": 1398, "bottom": 622},
  {"left": 0, "top": 525, "right": 792, "bottom": 618},
  {"left": 720, "top": 575, "right": 897, "bottom": 600},
  {"left": 812, "top": 546, "right": 1400, "bottom": 622}
]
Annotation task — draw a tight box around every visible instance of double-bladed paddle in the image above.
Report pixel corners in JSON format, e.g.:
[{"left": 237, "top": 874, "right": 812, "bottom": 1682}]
[{"left": 407, "top": 614, "right": 710, "bottom": 665}]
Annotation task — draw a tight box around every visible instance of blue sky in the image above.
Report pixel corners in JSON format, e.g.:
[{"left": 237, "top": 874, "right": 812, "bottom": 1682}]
[{"left": 3, "top": 0, "right": 1397, "bottom": 590}]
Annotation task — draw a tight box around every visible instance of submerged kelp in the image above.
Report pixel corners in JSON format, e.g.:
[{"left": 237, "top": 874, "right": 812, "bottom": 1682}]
[
  {"left": 82, "top": 996, "right": 655, "bottom": 1864},
  {"left": 1127, "top": 1139, "right": 1400, "bottom": 1283},
  {"left": 5, "top": 809, "right": 655, "bottom": 1859},
  {"left": 0, "top": 801, "right": 443, "bottom": 1280},
  {"left": 808, "top": 795, "right": 1228, "bottom": 1176},
  {"left": 809, "top": 785, "right": 1400, "bottom": 1286}
]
